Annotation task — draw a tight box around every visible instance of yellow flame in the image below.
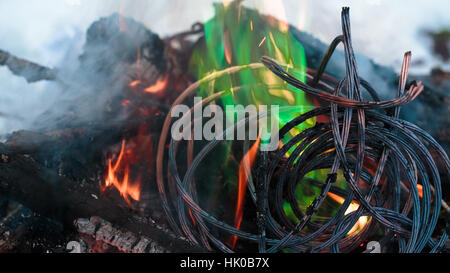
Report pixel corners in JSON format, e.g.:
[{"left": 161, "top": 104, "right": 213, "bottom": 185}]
[{"left": 327, "top": 192, "right": 370, "bottom": 235}]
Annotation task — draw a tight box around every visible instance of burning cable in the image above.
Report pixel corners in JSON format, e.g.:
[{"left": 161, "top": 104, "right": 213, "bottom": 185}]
[{"left": 156, "top": 7, "right": 449, "bottom": 253}]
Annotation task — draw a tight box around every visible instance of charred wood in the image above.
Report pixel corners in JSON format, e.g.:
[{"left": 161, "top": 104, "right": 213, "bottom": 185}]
[
  {"left": 0, "top": 49, "right": 57, "bottom": 83},
  {"left": 5, "top": 113, "right": 165, "bottom": 155},
  {"left": 0, "top": 143, "right": 204, "bottom": 253}
]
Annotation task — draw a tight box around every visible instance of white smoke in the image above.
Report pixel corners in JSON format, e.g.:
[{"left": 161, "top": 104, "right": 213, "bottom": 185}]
[{"left": 0, "top": 0, "right": 448, "bottom": 135}]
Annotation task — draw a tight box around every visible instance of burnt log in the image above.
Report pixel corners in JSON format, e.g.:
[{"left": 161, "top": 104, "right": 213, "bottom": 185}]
[
  {"left": 0, "top": 143, "right": 204, "bottom": 253},
  {"left": 3, "top": 111, "right": 167, "bottom": 184},
  {"left": 4, "top": 112, "right": 166, "bottom": 155},
  {"left": 0, "top": 49, "right": 57, "bottom": 83}
]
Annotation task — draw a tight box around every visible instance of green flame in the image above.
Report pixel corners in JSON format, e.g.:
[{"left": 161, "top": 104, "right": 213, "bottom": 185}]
[
  {"left": 188, "top": 2, "right": 322, "bottom": 227},
  {"left": 189, "top": 1, "right": 314, "bottom": 138}
]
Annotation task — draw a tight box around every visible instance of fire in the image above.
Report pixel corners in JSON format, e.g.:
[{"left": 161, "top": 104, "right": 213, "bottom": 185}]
[
  {"left": 327, "top": 192, "right": 369, "bottom": 235},
  {"left": 102, "top": 139, "right": 141, "bottom": 208},
  {"left": 129, "top": 80, "right": 141, "bottom": 87},
  {"left": 128, "top": 73, "right": 169, "bottom": 96},
  {"left": 224, "top": 30, "right": 233, "bottom": 65},
  {"left": 144, "top": 74, "right": 169, "bottom": 94},
  {"left": 417, "top": 184, "right": 423, "bottom": 199},
  {"left": 232, "top": 134, "right": 261, "bottom": 249},
  {"left": 128, "top": 48, "right": 143, "bottom": 88}
]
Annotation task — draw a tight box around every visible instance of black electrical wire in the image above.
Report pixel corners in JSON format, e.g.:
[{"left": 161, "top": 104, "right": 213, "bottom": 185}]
[{"left": 156, "top": 7, "right": 449, "bottom": 253}]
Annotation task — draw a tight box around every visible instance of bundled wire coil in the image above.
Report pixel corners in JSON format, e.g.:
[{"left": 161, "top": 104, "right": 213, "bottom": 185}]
[{"left": 156, "top": 7, "right": 449, "bottom": 253}]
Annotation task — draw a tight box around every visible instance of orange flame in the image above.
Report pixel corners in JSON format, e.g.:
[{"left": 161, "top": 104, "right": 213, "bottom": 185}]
[
  {"left": 144, "top": 75, "right": 169, "bottom": 94},
  {"left": 103, "top": 139, "right": 141, "bottom": 208},
  {"left": 129, "top": 80, "right": 141, "bottom": 87},
  {"left": 327, "top": 192, "right": 369, "bottom": 235},
  {"left": 223, "top": 30, "right": 233, "bottom": 65},
  {"left": 232, "top": 134, "right": 261, "bottom": 249},
  {"left": 417, "top": 184, "right": 423, "bottom": 199}
]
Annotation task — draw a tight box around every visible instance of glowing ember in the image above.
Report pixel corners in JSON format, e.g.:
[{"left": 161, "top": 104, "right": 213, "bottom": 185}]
[
  {"left": 129, "top": 80, "right": 141, "bottom": 87},
  {"left": 327, "top": 192, "right": 370, "bottom": 236},
  {"left": 232, "top": 134, "right": 261, "bottom": 249},
  {"left": 102, "top": 139, "right": 141, "bottom": 208},
  {"left": 144, "top": 75, "right": 169, "bottom": 94}
]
